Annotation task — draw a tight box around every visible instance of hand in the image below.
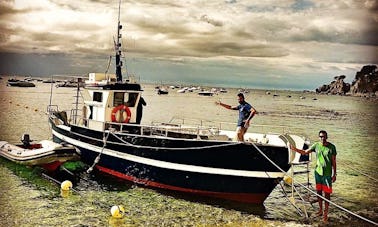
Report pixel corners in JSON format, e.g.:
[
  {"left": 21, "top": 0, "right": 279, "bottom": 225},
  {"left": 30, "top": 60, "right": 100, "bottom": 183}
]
[
  {"left": 289, "top": 144, "right": 296, "bottom": 150},
  {"left": 215, "top": 101, "right": 221, "bottom": 105},
  {"left": 332, "top": 175, "right": 336, "bottom": 183},
  {"left": 244, "top": 120, "right": 250, "bottom": 128}
]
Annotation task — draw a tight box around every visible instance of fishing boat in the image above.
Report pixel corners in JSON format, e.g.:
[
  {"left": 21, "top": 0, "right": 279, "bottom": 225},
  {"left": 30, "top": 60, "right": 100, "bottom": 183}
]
[
  {"left": 47, "top": 1, "right": 309, "bottom": 204},
  {"left": 156, "top": 87, "right": 169, "bottom": 95},
  {"left": 7, "top": 80, "right": 36, "bottom": 87},
  {"left": 198, "top": 91, "right": 214, "bottom": 96},
  {"left": 0, "top": 134, "right": 79, "bottom": 171}
]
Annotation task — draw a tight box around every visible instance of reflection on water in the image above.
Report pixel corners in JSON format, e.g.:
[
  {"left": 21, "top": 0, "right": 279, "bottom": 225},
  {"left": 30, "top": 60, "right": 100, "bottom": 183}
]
[{"left": 0, "top": 80, "right": 377, "bottom": 226}]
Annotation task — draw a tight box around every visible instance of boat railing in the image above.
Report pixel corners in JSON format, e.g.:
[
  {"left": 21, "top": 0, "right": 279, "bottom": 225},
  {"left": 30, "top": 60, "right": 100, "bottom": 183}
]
[
  {"left": 47, "top": 104, "right": 59, "bottom": 114},
  {"left": 168, "top": 116, "right": 290, "bottom": 135}
]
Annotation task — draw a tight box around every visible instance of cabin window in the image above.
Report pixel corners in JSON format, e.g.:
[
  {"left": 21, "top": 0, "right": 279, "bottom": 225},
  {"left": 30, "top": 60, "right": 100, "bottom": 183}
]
[
  {"left": 113, "top": 92, "right": 139, "bottom": 107},
  {"left": 114, "top": 92, "right": 124, "bottom": 106},
  {"left": 125, "top": 93, "right": 138, "bottom": 107},
  {"left": 93, "top": 92, "right": 103, "bottom": 102}
]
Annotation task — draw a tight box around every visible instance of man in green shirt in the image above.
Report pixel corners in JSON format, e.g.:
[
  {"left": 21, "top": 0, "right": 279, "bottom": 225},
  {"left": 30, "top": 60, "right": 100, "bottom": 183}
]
[{"left": 291, "top": 130, "right": 337, "bottom": 223}]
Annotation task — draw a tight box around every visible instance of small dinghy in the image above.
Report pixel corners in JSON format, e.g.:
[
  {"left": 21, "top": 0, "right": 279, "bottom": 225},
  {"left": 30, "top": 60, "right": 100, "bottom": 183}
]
[{"left": 0, "top": 134, "right": 79, "bottom": 170}]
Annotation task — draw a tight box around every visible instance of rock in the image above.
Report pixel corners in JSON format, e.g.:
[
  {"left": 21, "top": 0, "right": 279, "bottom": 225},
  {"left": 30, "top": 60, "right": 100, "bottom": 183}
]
[
  {"left": 316, "top": 65, "right": 377, "bottom": 97},
  {"left": 350, "top": 65, "right": 378, "bottom": 95},
  {"left": 316, "top": 75, "right": 350, "bottom": 95}
]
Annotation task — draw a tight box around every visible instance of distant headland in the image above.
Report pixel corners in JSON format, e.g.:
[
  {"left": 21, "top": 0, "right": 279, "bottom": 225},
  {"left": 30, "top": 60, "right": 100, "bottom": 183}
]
[{"left": 316, "top": 65, "right": 377, "bottom": 97}]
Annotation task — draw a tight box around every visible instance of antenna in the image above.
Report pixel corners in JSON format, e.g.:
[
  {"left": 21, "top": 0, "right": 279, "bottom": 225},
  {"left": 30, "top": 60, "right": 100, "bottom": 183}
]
[{"left": 115, "top": 0, "right": 123, "bottom": 82}]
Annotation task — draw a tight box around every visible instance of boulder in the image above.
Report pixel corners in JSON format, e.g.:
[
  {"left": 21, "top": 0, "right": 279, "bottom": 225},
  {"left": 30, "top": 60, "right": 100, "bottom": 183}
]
[
  {"left": 316, "top": 65, "right": 377, "bottom": 96},
  {"left": 350, "top": 65, "right": 378, "bottom": 95},
  {"left": 316, "top": 75, "right": 350, "bottom": 95}
]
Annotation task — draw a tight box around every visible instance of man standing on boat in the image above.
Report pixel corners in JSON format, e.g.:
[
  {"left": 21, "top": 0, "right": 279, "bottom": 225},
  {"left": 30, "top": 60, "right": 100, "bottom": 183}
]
[
  {"left": 216, "top": 93, "right": 256, "bottom": 141},
  {"left": 136, "top": 96, "right": 146, "bottom": 124},
  {"left": 290, "top": 130, "right": 337, "bottom": 223}
]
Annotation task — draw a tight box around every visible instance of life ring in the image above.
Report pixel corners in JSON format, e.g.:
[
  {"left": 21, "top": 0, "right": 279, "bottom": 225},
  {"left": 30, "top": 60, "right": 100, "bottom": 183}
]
[{"left": 111, "top": 105, "right": 131, "bottom": 123}]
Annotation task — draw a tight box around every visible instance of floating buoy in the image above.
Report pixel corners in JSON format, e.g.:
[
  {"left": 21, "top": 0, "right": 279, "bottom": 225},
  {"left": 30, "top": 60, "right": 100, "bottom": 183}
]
[
  {"left": 60, "top": 180, "right": 73, "bottom": 191},
  {"left": 34, "top": 109, "right": 38, "bottom": 112},
  {"left": 60, "top": 189, "right": 71, "bottom": 198},
  {"left": 284, "top": 175, "right": 293, "bottom": 185},
  {"left": 110, "top": 205, "right": 125, "bottom": 218}
]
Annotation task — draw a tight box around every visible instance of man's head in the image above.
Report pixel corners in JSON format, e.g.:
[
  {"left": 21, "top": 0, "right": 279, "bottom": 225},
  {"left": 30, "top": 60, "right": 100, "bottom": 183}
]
[
  {"left": 319, "top": 130, "right": 328, "bottom": 144},
  {"left": 237, "top": 93, "right": 245, "bottom": 104}
]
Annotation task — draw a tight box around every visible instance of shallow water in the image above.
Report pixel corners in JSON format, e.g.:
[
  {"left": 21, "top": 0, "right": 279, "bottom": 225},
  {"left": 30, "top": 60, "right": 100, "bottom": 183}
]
[{"left": 0, "top": 78, "right": 377, "bottom": 226}]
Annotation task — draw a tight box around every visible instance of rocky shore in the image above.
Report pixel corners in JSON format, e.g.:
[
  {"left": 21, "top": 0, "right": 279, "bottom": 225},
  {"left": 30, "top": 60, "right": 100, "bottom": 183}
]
[{"left": 316, "top": 65, "right": 377, "bottom": 97}]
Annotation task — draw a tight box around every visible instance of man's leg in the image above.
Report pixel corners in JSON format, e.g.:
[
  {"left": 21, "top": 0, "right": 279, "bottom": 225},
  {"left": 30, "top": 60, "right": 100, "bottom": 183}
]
[
  {"left": 324, "top": 193, "right": 330, "bottom": 222},
  {"left": 317, "top": 190, "right": 323, "bottom": 216},
  {"left": 237, "top": 127, "right": 247, "bottom": 141}
]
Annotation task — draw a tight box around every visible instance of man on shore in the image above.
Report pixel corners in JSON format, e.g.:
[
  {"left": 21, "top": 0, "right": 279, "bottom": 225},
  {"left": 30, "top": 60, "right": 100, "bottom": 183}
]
[
  {"left": 290, "top": 130, "right": 337, "bottom": 223},
  {"left": 216, "top": 93, "right": 256, "bottom": 141}
]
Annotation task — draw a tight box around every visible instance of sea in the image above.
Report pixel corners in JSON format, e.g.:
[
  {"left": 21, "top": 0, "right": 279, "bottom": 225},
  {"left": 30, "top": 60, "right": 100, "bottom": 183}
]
[{"left": 0, "top": 77, "right": 377, "bottom": 226}]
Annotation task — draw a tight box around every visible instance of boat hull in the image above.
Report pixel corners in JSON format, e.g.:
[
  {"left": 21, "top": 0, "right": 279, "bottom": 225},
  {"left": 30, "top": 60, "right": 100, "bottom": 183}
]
[
  {"left": 0, "top": 140, "right": 79, "bottom": 168},
  {"left": 51, "top": 121, "right": 290, "bottom": 204}
]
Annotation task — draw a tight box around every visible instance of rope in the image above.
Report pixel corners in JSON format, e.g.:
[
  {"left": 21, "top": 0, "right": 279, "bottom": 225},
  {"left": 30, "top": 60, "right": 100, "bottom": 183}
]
[
  {"left": 109, "top": 131, "right": 240, "bottom": 150},
  {"left": 86, "top": 130, "right": 111, "bottom": 173},
  {"left": 338, "top": 160, "right": 378, "bottom": 182},
  {"left": 249, "top": 142, "right": 378, "bottom": 226}
]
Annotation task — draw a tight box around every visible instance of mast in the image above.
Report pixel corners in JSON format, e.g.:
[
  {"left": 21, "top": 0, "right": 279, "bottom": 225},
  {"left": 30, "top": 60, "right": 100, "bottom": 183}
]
[{"left": 115, "top": 0, "right": 123, "bottom": 82}]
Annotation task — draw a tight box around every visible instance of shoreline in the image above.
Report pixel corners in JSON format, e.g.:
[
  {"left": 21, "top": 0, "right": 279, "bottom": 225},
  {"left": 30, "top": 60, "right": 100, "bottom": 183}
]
[{"left": 1, "top": 75, "right": 377, "bottom": 99}]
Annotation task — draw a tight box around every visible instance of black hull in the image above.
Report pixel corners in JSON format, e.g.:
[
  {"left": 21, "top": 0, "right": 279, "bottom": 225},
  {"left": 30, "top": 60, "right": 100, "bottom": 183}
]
[{"left": 51, "top": 121, "right": 290, "bottom": 204}]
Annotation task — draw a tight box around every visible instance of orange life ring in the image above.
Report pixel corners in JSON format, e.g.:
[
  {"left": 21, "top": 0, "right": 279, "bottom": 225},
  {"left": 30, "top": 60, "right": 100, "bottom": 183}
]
[{"left": 111, "top": 105, "right": 131, "bottom": 123}]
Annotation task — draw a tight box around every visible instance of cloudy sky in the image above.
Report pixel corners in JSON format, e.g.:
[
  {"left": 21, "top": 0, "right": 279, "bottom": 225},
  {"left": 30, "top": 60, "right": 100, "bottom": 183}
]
[{"left": 0, "top": 0, "right": 377, "bottom": 90}]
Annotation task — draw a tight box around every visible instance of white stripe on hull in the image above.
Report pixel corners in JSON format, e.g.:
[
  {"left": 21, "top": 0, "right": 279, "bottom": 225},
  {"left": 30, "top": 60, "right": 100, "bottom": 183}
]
[{"left": 52, "top": 129, "right": 285, "bottom": 179}]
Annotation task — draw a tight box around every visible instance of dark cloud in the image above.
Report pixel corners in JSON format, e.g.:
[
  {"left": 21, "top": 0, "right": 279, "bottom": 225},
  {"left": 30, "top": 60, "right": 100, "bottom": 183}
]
[{"left": 200, "top": 15, "right": 223, "bottom": 27}]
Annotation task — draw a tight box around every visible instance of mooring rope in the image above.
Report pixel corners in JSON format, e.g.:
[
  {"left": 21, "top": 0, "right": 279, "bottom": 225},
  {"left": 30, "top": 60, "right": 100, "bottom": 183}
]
[
  {"left": 86, "top": 130, "right": 111, "bottom": 173},
  {"left": 249, "top": 142, "right": 378, "bottom": 226},
  {"left": 109, "top": 131, "right": 240, "bottom": 150},
  {"left": 338, "top": 160, "right": 378, "bottom": 182}
]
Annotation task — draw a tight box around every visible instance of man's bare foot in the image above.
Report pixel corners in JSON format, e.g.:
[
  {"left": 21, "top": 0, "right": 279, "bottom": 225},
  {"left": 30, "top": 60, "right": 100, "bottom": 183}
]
[{"left": 323, "top": 214, "right": 328, "bottom": 223}]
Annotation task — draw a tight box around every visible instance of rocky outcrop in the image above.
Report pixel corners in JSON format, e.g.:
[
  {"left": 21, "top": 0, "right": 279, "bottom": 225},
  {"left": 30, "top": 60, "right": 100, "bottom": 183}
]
[
  {"left": 350, "top": 65, "right": 378, "bottom": 95},
  {"left": 316, "top": 75, "right": 350, "bottom": 95},
  {"left": 316, "top": 65, "right": 377, "bottom": 97}
]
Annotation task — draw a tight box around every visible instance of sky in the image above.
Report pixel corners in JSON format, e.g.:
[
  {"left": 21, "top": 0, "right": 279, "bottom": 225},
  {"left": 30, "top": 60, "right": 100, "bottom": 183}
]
[{"left": 0, "top": 0, "right": 377, "bottom": 90}]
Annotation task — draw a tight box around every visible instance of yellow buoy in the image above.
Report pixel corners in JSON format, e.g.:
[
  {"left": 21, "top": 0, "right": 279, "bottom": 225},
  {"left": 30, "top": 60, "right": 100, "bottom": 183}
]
[
  {"left": 284, "top": 175, "right": 293, "bottom": 185},
  {"left": 110, "top": 205, "right": 125, "bottom": 218},
  {"left": 60, "top": 189, "right": 71, "bottom": 198},
  {"left": 60, "top": 180, "right": 73, "bottom": 191}
]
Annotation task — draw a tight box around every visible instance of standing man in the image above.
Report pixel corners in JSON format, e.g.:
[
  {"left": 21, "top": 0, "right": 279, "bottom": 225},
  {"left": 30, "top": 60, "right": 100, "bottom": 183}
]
[
  {"left": 216, "top": 93, "right": 256, "bottom": 141},
  {"left": 290, "top": 130, "right": 337, "bottom": 223},
  {"left": 136, "top": 96, "right": 146, "bottom": 124}
]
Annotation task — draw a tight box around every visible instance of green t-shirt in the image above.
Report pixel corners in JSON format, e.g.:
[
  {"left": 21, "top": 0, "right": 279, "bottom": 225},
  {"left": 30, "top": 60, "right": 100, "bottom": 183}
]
[{"left": 310, "top": 142, "right": 337, "bottom": 176}]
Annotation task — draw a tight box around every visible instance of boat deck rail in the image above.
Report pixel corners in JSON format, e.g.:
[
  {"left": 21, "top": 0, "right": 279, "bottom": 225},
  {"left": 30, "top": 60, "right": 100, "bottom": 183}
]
[
  {"left": 49, "top": 107, "right": 301, "bottom": 141},
  {"left": 168, "top": 116, "right": 291, "bottom": 135}
]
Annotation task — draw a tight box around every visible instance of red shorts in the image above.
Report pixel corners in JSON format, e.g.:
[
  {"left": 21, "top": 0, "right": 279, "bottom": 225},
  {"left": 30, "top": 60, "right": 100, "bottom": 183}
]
[{"left": 314, "top": 171, "right": 332, "bottom": 194}]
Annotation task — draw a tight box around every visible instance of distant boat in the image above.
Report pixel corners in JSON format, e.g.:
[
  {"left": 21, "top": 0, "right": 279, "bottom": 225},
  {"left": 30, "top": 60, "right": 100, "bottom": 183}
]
[
  {"left": 177, "top": 87, "right": 188, "bottom": 93},
  {"left": 7, "top": 81, "right": 36, "bottom": 87},
  {"left": 56, "top": 81, "right": 84, "bottom": 88},
  {"left": 157, "top": 88, "right": 169, "bottom": 95},
  {"left": 238, "top": 88, "right": 249, "bottom": 94},
  {"left": 198, "top": 91, "right": 214, "bottom": 96},
  {"left": 43, "top": 79, "right": 56, "bottom": 83},
  {"left": 219, "top": 88, "right": 228, "bottom": 93}
]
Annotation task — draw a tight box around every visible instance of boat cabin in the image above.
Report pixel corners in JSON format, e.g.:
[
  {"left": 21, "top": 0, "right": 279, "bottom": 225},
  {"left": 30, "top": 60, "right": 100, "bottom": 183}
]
[{"left": 80, "top": 73, "right": 143, "bottom": 131}]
